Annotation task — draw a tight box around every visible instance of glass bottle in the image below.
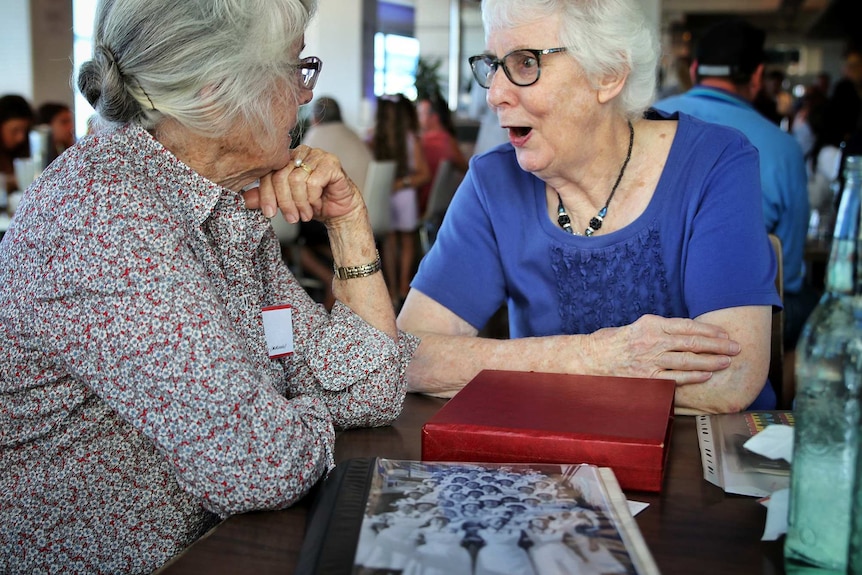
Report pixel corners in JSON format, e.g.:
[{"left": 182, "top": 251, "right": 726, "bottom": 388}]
[
  {"left": 785, "top": 155, "right": 862, "bottom": 571},
  {"left": 851, "top": 434, "right": 862, "bottom": 573}
]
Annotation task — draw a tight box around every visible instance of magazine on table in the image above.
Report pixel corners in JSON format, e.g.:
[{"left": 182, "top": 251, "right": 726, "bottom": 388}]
[
  {"left": 696, "top": 411, "right": 794, "bottom": 497},
  {"left": 295, "top": 457, "right": 660, "bottom": 575}
]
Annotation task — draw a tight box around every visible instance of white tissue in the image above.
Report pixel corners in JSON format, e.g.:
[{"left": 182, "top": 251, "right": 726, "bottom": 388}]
[
  {"left": 743, "top": 424, "right": 794, "bottom": 541},
  {"left": 743, "top": 424, "right": 794, "bottom": 463},
  {"left": 760, "top": 488, "right": 790, "bottom": 540},
  {"left": 627, "top": 500, "right": 649, "bottom": 517}
]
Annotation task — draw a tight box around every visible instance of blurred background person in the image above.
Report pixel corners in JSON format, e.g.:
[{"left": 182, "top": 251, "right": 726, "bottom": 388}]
[
  {"left": 0, "top": 94, "right": 34, "bottom": 193},
  {"left": 303, "top": 96, "right": 373, "bottom": 188},
  {"left": 654, "top": 19, "right": 814, "bottom": 351},
  {"left": 416, "top": 89, "right": 468, "bottom": 216},
  {"left": 36, "top": 101, "right": 76, "bottom": 166},
  {"left": 790, "top": 83, "right": 828, "bottom": 162},
  {"left": 815, "top": 71, "right": 831, "bottom": 99},
  {"left": 753, "top": 69, "right": 787, "bottom": 126},
  {"left": 370, "top": 94, "right": 431, "bottom": 308},
  {"left": 811, "top": 45, "right": 862, "bottom": 192},
  {"left": 809, "top": 47, "right": 862, "bottom": 271},
  {"left": 822, "top": 44, "right": 862, "bottom": 147},
  {"left": 296, "top": 96, "right": 375, "bottom": 309},
  {"left": 657, "top": 55, "right": 693, "bottom": 99}
]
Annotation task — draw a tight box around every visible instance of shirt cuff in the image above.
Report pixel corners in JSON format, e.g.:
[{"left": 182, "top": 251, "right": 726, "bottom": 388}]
[{"left": 303, "top": 301, "right": 402, "bottom": 391}]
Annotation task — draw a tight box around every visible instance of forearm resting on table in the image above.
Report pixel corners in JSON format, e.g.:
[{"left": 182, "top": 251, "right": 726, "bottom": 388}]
[
  {"left": 672, "top": 306, "right": 772, "bottom": 415},
  {"left": 400, "top": 292, "right": 768, "bottom": 413},
  {"left": 408, "top": 328, "right": 764, "bottom": 413},
  {"left": 405, "top": 331, "right": 597, "bottom": 397},
  {"left": 400, "top": 291, "right": 600, "bottom": 396},
  {"left": 672, "top": 368, "right": 763, "bottom": 415}
]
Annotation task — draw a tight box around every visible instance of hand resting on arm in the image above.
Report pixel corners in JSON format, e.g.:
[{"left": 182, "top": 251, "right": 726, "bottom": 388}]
[{"left": 398, "top": 289, "right": 770, "bottom": 414}]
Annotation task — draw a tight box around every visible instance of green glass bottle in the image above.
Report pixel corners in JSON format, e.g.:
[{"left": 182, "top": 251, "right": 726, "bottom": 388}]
[
  {"left": 785, "top": 155, "right": 862, "bottom": 571},
  {"left": 851, "top": 425, "right": 862, "bottom": 573}
]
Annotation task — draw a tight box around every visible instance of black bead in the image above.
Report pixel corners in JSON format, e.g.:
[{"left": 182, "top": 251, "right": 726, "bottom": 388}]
[
  {"left": 589, "top": 217, "right": 603, "bottom": 230},
  {"left": 558, "top": 214, "right": 571, "bottom": 226}
]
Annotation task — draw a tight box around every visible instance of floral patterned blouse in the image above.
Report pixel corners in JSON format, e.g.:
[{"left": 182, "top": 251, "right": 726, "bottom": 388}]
[{"left": 0, "top": 123, "right": 418, "bottom": 574}]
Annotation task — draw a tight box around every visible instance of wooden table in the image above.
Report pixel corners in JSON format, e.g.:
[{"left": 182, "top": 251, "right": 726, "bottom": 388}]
[{"left": 155, "top": 394, "right": 786, "bottom": 575}]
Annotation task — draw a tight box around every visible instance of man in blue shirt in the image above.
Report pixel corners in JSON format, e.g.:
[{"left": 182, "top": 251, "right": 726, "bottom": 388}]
[{"left": 654, "top": 19, "right": 816, "bottom": 349}]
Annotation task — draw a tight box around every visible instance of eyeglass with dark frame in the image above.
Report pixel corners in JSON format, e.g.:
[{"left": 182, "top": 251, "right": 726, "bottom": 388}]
[
  {"left": 469, "top": 47, "right": 567, "bottom": 89},
  {"left": 296, "top": 56, "right": 323, "bottom": 90}
]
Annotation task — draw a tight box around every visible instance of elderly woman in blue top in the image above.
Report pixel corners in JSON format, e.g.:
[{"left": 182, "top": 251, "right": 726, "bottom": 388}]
[
  {"left": 396, "top": 0, "right": 780, "bottom": 414},
  {"left": 0, "top": 0, "right": 415, "bottom": 573}
]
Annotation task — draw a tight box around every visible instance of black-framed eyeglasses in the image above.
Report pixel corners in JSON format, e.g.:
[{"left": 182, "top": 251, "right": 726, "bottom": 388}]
[
  {"left": 296, "top": 56, "right": 323, "bottom": 90},
  {"left": 469, "top": 47, "right": 567, "bottom": 89}
]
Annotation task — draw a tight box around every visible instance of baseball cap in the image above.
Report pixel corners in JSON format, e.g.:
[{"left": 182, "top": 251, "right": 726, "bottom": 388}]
[{"left": 696, "top": 19, "right": 766, "bottom": 81}]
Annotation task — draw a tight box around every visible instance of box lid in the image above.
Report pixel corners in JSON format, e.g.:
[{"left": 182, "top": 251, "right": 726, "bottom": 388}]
[{"left": 424, "top": 370, "right": 675, "bottom": 445}]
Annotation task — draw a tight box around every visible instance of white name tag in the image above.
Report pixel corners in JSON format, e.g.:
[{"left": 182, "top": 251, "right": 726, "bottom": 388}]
[{"left": 261, "top": 304, "right": 294, "bottom": 359}]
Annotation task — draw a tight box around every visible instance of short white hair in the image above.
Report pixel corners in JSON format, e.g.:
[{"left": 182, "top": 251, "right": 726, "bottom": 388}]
[
  {"left": 481, "top": 0, "right": 658, "bottom": 120},
  {"left": 77, "top": 0, "right": 317, "bottom": 139}
]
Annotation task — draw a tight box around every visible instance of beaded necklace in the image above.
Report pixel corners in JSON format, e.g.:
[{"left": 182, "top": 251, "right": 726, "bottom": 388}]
[{"left": 556, "top": 120, "right": 634, "bottom": 236}]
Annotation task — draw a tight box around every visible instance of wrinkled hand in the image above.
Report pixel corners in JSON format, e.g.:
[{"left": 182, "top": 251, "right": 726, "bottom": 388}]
[
  {"left": 587, "top": 314, "right": 740, "bottom": 384},
  {"left": 242, "top": 145, "right": 364, "bottom": 224}
]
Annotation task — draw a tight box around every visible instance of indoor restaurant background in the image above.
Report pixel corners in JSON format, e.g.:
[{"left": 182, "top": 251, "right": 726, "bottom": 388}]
[{"left": 2, "top": 0, "right": 860, "bottom": 142}]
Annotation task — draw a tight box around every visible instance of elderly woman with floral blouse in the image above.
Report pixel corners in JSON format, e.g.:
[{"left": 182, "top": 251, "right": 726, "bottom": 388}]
[{"left": 0, "top": 0, "right": 415, "bottom": 573}]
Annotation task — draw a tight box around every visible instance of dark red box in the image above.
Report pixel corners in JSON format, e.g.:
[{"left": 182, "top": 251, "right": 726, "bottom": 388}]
[{"left": 421, "top": 370, "right": 675, "bottom": 492}]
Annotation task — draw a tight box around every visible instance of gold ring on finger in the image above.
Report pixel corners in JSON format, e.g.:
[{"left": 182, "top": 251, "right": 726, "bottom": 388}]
[{"left": 299, "top": 162, "right": 314, "bottom": 175}]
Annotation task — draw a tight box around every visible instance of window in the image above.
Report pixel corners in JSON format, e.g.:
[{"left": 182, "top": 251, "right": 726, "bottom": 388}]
[
  {"left": 72, "top": 0, "right": 98, "bottom": 137},
  {"left": 374, "top": 33, "right": 420, "bottom": 100}
]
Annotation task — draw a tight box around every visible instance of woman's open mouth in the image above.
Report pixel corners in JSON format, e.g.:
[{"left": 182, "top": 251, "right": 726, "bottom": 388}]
[{"left": 507, "top": 126, "right": 533, "bottom": 147}]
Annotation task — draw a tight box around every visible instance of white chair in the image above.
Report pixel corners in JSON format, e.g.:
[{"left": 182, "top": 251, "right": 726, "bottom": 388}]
[
  {"left": 270, "top": 215, "right": 301, "bottom": 247},
  {"left": 419, "top": 160, "right": 463, "bottom": 254},
  {"left": 270, "top": 213, "right": 301, "bottom": 273},
  {"left": 362, "top": 160, "right": 397, "bottom": 240}
]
